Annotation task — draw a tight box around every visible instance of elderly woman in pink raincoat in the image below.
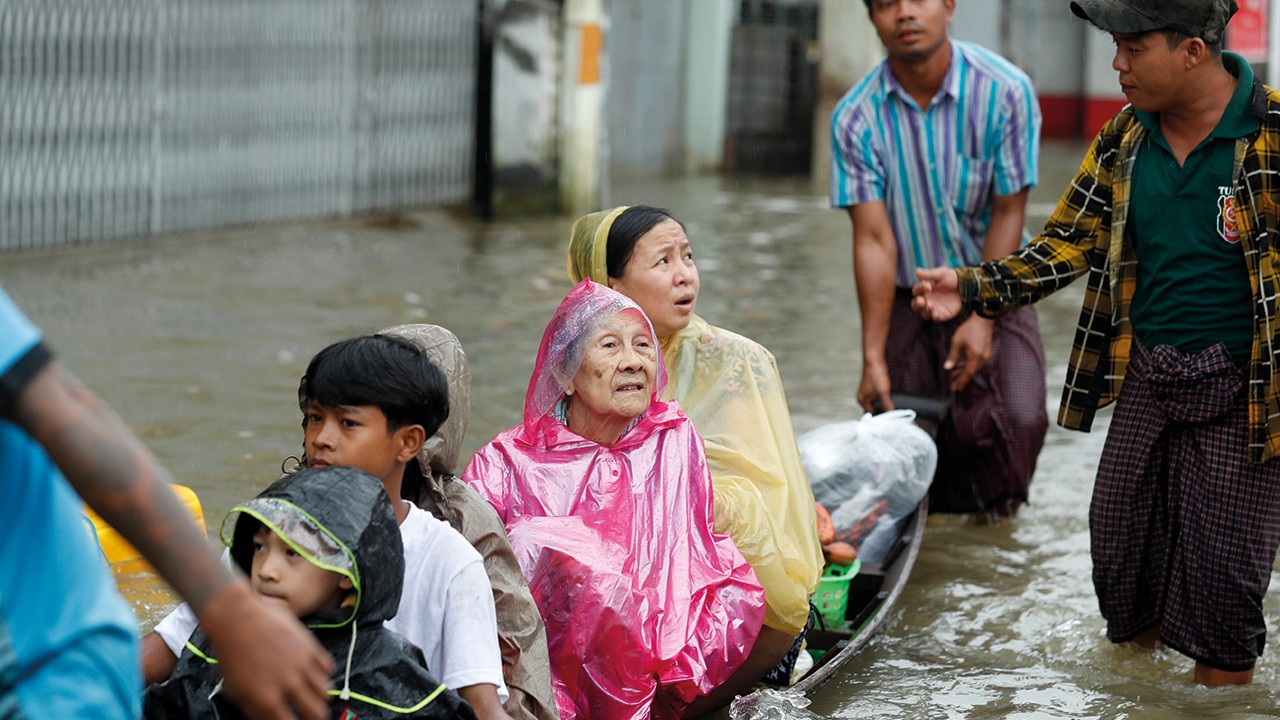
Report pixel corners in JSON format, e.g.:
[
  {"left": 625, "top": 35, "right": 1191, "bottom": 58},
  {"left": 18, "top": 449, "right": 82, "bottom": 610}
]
[{"left": 462, "top": 279, "right": 764, "bottom": 720}]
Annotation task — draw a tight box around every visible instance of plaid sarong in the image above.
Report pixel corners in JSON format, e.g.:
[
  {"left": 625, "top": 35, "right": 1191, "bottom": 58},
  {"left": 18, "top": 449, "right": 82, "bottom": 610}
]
[
  {"left": 1091, "top": 338, "right": 1280, "bottom": 671},
  {"left": 886, "top": 293, "right": 1048, "bottom": 513}
]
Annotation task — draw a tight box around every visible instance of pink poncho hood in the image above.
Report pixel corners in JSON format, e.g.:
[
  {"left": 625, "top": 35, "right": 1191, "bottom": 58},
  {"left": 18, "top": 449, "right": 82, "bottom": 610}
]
[{"left": 464, "top": 280, "right": 764, "bottom": 720}]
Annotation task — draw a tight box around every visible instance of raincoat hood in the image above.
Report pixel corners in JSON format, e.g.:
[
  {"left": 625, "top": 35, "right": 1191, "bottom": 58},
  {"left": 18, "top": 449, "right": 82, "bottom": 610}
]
[
  {"left": 522, "top": 278, "right": 668, "bottom": 433},
  {"left": 222, "top": 466, "right": 404, "bottom": 629},
  {"left": 567, "top": 206, "right": 630, "bottom": 285},
  {"left": 147, "top": 466, "right": 477, "bottom": 720},
  {"left": 380, "top": 323, "right": 471, "bottom": 479}
]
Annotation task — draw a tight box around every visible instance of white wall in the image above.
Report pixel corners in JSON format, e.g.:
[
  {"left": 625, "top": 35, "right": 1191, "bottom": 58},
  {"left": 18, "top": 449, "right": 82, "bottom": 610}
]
[
  {"left": 949, "top": 0, "right": 1000, "bottom": 50},
  {"left": 812, "top": 0, "right": 883, "bottom": 185},
  {"left": 683, "top": 0, "right": 735, "bottom": 173}
]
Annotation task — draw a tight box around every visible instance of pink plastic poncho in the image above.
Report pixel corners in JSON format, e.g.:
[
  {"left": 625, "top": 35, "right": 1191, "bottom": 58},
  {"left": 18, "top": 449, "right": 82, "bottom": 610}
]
[{"left": 463, "top": 279, "right": 764, "bottom": 720}]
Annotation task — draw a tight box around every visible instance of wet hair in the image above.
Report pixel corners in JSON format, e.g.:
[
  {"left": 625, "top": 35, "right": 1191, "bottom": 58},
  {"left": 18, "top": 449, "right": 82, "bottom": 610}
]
[
  {"left": 300, "top": 334, "right": 449, "bottom": 438},
  {"left": 229, "top": 516, "right": 264, "bottom": 576},
  {"left": 605, "top": 205, "right": 684, "bottom": 279}
]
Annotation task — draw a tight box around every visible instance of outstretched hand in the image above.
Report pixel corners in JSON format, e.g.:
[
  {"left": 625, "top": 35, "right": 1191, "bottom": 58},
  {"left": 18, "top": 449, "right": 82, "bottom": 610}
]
[
  {"left": 911, "top": 267, "right": 962, "bottom": 322},
  {"left": 201, "top": 582, "right": 334, "bottom": 720}
]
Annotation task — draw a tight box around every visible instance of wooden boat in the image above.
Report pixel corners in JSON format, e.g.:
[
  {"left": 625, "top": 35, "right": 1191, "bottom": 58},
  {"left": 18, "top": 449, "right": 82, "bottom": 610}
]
[
  {"left": 730, "top": 496, "right": 927, "bottom": 716},
  {"left": 738, "top": 396, "right": 941, "bottom": 709},
  {"left": 792, "top": 496, "right": 927, "bottom": 696}
]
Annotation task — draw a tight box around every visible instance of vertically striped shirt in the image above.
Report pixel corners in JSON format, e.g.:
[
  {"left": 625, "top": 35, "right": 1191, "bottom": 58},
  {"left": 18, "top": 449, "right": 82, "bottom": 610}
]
[{"left": 830, "top": 40, "right": 1042, "bottom": 288}]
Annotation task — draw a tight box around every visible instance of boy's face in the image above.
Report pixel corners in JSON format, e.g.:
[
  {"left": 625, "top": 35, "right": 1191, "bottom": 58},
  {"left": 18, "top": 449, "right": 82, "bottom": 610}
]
[
  {"left": 250, "top": 526, "right": 352, "bottom": 618},
  {"left": 303, "top": 401, "right": 421, "bottom": 487}
]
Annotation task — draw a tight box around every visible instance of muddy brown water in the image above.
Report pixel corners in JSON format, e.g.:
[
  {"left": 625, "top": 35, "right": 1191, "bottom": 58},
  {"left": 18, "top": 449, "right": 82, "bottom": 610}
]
[{"left": 3, "top": 141, "right": 1277, "bottom": 717}]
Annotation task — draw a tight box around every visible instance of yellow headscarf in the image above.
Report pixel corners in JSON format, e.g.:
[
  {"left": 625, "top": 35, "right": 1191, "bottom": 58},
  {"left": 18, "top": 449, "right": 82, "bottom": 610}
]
[
  {"left": 564, "top": 208, "right": 823, "bottom": 635},
  {"left": 567, "top": 205, "right": 629, "bottom": 285}
]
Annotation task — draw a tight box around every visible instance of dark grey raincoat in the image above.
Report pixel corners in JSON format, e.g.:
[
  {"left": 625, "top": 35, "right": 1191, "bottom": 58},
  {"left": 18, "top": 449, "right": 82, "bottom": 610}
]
[{"left": 142, "top": 466, "right": 476, "bottom": 720}]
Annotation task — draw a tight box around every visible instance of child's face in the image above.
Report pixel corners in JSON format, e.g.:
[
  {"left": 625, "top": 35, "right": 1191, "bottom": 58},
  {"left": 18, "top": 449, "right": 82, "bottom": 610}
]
[
  {"left": 250, "top": 526, "right": 351, "bottom": 618},
  {"left": 303, "top": 401, "right": 418, "bottom": 486}
]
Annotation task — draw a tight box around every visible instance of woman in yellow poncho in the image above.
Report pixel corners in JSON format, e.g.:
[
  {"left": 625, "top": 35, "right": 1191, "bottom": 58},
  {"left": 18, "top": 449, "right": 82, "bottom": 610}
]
[{"left": 568, "top": 206, "right": 823, "bottom": 712}]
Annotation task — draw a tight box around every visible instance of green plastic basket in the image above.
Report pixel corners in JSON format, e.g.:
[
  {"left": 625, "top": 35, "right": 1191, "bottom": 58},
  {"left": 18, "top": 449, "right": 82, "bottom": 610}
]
[{"left": 810, "top": 559, "right": 861, "bottom": 625}]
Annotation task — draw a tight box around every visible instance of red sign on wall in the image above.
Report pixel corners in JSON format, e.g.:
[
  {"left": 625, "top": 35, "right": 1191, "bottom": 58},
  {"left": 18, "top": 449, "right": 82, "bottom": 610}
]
[{"left": 1228, "top": 0, "right": 1269, "bottom": 62}]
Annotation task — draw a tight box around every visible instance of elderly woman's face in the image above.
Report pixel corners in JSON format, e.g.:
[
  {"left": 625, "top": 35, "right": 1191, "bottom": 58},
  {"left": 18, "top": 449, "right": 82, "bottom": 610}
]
[
  {"left": 568, "top": 311, "right": 658, "bottom": 422},
  {"left": 609, "top": 219, "right": 699, "bottom": 339}
]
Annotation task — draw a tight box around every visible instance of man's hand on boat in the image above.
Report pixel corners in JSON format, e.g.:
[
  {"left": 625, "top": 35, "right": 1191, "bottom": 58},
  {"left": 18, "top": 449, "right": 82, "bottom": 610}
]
[
  {"left": 856, "top": 359, "right": 894, "bottom": 414},
  {"left": 911, "top": 267, "right": 962, "bottom": 322}
]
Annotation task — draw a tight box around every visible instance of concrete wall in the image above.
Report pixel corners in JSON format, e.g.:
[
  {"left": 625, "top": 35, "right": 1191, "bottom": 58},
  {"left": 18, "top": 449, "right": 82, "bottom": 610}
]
[
  {"left": 1081, "top": 25, "right": 1126, "bottom": 137},
  {"left": 1020, "top": 4, "right": 1089, "bottom": 138},
  {"left": 605, "top": 0, "right": 688, "bottom": 182},
  {"left": 949, "top": 0, "right": 1000, "bottom": 50},
  {"left": 812, "top": 0, "right": 882, "bottom": 188},
  {"left": 683, "top": 0, "right": 735, "bottom": 173},
  {"left": 491, "top": 0, "right": 562, "bottom": 214}
]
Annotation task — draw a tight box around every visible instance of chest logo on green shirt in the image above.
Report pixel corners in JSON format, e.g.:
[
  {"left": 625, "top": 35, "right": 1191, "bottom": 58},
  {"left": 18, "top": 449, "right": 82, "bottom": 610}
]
[{"left": 1218, "top": 188, "right": 1241, "bottom": 244}]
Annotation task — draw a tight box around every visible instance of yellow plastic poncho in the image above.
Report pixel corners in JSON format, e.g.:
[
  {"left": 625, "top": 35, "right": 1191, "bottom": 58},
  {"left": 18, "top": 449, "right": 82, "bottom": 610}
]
[{"left": 568, "top": 207, "right": 823, "bottom": 634}]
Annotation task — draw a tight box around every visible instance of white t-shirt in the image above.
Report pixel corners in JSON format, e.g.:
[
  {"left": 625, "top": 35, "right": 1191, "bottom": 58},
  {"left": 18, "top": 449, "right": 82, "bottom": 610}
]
[{"left": 154, "top": 502, "right": 508, "bottom": 701}]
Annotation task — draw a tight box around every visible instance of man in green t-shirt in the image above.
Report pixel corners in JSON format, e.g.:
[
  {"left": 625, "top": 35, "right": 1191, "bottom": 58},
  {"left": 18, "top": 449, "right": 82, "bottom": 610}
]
[{"left": 912, "top": 0, "right": 1280, "bottom": 686}]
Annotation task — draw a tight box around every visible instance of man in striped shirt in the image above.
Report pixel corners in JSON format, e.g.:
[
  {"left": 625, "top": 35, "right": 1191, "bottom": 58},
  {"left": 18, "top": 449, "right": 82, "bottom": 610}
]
[{"left": 830, "top": 0, "right": 1046, "bottom": 518}]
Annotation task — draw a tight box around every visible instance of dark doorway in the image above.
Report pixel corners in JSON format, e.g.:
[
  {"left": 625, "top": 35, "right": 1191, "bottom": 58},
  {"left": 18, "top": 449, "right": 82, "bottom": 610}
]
[{"left": 725, "top": 0, "right": 820, "bottom": 175}]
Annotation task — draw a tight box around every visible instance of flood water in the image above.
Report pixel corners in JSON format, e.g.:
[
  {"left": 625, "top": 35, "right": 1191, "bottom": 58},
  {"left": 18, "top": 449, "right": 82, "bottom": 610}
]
[{"left": 3, "top": 140, "right": 1278, "bottom": 718}]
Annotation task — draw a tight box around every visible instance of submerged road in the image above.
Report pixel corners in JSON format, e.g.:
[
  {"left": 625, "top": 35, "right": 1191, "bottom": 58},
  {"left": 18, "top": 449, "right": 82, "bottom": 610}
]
[{"left": 3, "top": 140, "right": 1277, "bottom": 718}]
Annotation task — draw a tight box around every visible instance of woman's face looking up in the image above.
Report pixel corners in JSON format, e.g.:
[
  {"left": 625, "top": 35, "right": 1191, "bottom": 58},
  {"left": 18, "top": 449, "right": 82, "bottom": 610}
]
[{"left": 609, "top": 219, "right": 699, "bottom": 339}]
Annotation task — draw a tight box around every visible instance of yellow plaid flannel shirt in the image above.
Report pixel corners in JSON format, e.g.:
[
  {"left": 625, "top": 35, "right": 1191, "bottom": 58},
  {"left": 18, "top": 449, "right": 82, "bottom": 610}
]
[{"left": 956, "top": 78, "right": 1280, "bottom": 464}]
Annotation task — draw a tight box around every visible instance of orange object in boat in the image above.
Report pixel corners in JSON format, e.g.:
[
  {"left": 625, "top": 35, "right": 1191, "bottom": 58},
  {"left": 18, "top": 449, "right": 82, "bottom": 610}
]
[{"left": 815, "top": 502, "right": 835, "bottom": 546}]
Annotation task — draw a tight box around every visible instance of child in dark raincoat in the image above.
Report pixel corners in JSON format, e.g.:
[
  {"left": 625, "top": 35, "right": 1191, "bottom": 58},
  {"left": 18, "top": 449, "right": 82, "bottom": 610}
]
[{"left": 143, "top": 465, "right": 477, "bottom": 720}]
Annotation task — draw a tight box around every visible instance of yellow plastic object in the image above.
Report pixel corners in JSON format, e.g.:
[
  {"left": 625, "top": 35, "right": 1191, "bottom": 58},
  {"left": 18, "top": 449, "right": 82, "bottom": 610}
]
[{"left": 85, "top": 484, "right": 205, "bottom": 570}]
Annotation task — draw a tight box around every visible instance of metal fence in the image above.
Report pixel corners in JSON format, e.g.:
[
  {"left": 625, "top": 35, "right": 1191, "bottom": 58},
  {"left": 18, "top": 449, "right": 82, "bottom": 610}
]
[{"left": 0, "top": 0, "right": 477, "bottom": 251}]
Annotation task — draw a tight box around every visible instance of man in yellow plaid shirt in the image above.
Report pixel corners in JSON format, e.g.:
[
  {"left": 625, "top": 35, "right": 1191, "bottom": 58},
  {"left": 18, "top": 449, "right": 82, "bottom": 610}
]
[{"left": 914, "top": 0, "right": 1280, "bottom": 687}]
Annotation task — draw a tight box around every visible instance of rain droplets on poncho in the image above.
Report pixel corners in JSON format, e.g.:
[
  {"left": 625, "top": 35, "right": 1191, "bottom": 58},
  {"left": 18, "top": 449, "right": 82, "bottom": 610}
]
[
  {"left": 569, "top": 208, "right": 824, "bottom": 635},
  {"left": 463, "top": 279, "right": 764, "bottom": 720}
]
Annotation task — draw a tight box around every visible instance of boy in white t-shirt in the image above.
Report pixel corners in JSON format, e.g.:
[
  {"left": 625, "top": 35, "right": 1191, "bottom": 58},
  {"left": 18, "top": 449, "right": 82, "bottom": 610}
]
[{"left": 142, "top": 334, "right": 511, "bottom": 720}]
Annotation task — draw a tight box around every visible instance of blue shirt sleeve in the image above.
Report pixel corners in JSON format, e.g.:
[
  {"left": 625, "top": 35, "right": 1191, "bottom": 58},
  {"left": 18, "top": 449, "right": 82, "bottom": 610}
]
[
  {"left": 992, "top": 75, "right": 1042, "bottom": 197},
  {"left": 830, "top": 97, "right": 887, "bottom": 209},
  {"left": 0, "top": 285, "right": 50, "bottom": 416},
  {"left": 0, "top": 284, "right": 41, "bottom": 373},
  {"left": 0, "top": 282, "right": 140, "bottom": 718}
]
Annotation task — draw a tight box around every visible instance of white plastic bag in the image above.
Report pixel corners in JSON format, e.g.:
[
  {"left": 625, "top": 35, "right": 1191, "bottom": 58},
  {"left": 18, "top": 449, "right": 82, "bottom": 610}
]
[{"left": 800, "top": 410, "right": 936, "bottom": 562}]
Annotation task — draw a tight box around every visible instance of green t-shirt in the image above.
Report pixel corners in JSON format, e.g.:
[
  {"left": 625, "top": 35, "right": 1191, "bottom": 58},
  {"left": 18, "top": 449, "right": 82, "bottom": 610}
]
[{"left": 1129, "top": 53, "right": 1257, "bottom": 364}]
